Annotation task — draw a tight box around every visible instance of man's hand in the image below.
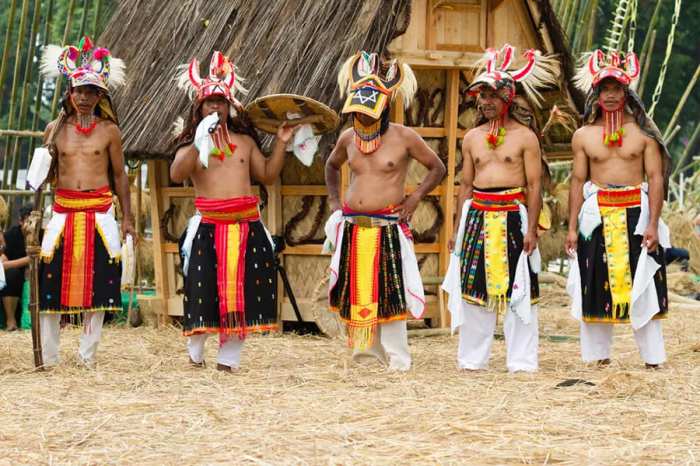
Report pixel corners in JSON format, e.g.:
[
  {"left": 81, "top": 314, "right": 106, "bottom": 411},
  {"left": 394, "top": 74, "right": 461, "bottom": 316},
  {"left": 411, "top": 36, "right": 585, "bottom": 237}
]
[
  {"left": 121, "top": 216, "right": 136, "bottom": 243},
  {"left": 565, "top": 229, "right": 578, "bottom": 257},
  {"left": 276, "top": 122, "right": 299, "bottom": 144},
  {"left": 448, "top": 235, "right": 456, "bottom": 252},
  {"left": 643, "top": 224, "right": 659, "bottom": 252},
  {"left": 394, "top": 194, "right": 420, "bottom": 223},
  {"left": 523, "top": 231, "right": 538, "bottom": 256},
  {"left": 328, "top": 198, "right": 342, "bottom": 213}
]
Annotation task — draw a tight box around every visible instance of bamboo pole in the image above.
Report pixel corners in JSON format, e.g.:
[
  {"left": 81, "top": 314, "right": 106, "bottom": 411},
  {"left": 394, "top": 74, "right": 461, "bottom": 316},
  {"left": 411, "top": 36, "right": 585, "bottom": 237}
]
[
  {"left": 0, "top": 0, "right": 19, "bottom": 122},
  {"left": 637, "top": 29, "right": 656, "bottom": 99},
  {"left": 662, "top": 64, "right": 700, "bottom": 140},
  {"left": 0, "top": 129, "right": 43, "bottom": 138},
  {"left": 49, "top": 0, "right": 77, "bottom": 119},
  {"left": 2, "top": 0, "right": 31, "bottom": 190},
  {"left": 29, "top": 0, "right": 54, "bottom": 155},
  {"left": 672, "top": 122, "right": 700, "bottom": 178},
  {"left": 10, "top": 0, "right": 43, "bottom": 190},
  {"left": 638, "top": 0, "right": 663, "bottom": 73},
  {"left": 91, "top": 0, "right": 102, "bottom": 37},
  {"left": 78, "top": 0, "right": 89, "bottom": 37},
  {"left": 648, "top": 0, "right": 682, "bottom": 118}
]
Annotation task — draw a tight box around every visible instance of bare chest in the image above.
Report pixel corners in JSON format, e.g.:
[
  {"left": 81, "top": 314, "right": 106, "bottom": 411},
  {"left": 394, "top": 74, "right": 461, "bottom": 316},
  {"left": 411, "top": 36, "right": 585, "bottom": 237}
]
[
  {"left": 347, "top": 142, "right": 407, "bottom": 175},
  {"left": 55, "top": 128, "right": 109, "bottom": 161},
  {"left": 471, "top": 141, "right": 524, "bottom": 169},
  {"left": 193, "top": 146, "right": 251, "bottom": 182}
]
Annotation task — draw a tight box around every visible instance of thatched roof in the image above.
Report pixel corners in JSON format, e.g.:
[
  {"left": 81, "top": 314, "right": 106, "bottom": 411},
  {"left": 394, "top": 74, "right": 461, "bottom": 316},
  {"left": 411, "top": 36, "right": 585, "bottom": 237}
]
[
  {"left": 100, "top": 0, "right": 410, "bottom": 159},
  {"left": 100, "top": 0, "right": 581, "bottom": 160}
]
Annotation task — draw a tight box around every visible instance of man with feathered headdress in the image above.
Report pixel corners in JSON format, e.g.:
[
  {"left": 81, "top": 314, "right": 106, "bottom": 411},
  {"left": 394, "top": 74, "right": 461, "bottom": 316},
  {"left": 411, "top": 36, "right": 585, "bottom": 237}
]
[
  {"left": 171, "top": 51, "right": 298, "bottom": 372},
  {"left": 566, "top": 49, "right": 671, "bottom": 368},
  {"left": 324, "top": 51, "right": 445, "bottom": 371},
  {"left": 34, "top": 36, "right": 133, "bottom": 368},
  {"left": 442, "top": 44, "right": 559, "bottom": 373}
]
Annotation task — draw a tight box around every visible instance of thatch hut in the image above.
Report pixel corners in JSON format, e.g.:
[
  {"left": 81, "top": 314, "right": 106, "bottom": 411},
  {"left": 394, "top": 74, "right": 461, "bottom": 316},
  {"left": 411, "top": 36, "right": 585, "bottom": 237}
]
[{"left": 99, "top": 0, "right": 582, "bottom": 327}]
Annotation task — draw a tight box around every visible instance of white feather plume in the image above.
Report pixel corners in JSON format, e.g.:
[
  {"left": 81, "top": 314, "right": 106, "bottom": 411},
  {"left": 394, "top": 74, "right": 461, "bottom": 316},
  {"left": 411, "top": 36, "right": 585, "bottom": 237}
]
[
  {"left": 518, "top": 52, "right": 560, "bottom": 108},
  {"left": 39, "top": 44, "right": 64, "bottom": 79},
  {"left": 395, "top": 63, "right": 417, "bottom": 108},
  {"left": 108, "top": 57, "right": 126, "bottom": 87},
  {"left": 171, "top": 116, "right": 184, "bottom": 137},
  {"left": 337, "top": 53, "right": 358, "bottom": 97},
  {"left": 573, "top": 52, "right": 596, "bottom": 93}
]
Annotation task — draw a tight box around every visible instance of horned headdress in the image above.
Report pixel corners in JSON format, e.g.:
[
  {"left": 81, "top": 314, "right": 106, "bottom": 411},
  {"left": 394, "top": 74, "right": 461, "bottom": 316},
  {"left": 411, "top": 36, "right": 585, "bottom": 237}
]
[
  {"left": 177, "top": 51, "right": 248, "bottom": 108},
  {"left": 467, "top": 44, "right": 559, "bottom": 108},
  {"left": 573, "top": 49, "right": 640, "bottom": 93}
]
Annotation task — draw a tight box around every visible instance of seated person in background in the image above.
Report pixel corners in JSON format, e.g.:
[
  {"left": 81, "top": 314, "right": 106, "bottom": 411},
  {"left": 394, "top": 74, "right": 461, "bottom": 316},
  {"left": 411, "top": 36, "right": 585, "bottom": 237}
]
[{"left": 1, "top": 205, "right": 32, "bottom": 331}]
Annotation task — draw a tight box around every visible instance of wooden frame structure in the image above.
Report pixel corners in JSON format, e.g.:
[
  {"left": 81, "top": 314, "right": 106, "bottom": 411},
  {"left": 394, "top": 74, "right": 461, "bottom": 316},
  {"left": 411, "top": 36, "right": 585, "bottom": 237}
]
[{"left": 147, "top": 0, "right": 579, "bottom": 328}]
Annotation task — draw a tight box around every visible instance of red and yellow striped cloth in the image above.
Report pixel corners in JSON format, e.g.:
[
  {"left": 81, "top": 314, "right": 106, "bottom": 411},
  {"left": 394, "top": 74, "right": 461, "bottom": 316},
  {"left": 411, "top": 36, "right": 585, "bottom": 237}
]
[
  {"left": 52, "top": 186, "right": 113, "bottom": 309},
  {"left": 196, "top": 195, "right": 260, "bottom": 340}
]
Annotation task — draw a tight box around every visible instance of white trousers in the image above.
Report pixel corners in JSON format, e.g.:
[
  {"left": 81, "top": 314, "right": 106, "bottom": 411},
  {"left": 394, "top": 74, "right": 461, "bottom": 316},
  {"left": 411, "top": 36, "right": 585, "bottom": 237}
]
[
  {"left": 579, "top": 320, "right": 666, "bottom": 365},
  {"left": 352, "top": 320, "right": 411, "bottom": 371},
  {"left": 187, "top": 333, "right": 244, "bottom": 368},
  {"left": 40, "top": 312, "right": 105, "bottom": 367},
  {"left": 457, "top": 303, "right": 539, "bottom": 372}
]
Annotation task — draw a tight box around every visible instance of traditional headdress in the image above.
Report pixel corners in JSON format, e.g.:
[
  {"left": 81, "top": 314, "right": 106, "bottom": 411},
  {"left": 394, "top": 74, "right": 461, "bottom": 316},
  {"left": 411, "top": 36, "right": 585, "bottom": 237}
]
[
  {"left": 177, "top": 51, "right": 247, "bottom": 109},
  {"left": 175, "top": 52, "right": 249, "bottom": 161},
  {"left": 573, "top": 49, "right": 640, "bottom": 147},
  {"left": 40, "top": 36, "right": 125, "bottom": 131},
  {"left": 468, "top": 44, "right": 558, "bottom": 149},
  {"left": 575, "top": 49, "right": 672, "bottom": 192},
  {"left": 337, "top": 51, "right": 417, "bottom": 153}
]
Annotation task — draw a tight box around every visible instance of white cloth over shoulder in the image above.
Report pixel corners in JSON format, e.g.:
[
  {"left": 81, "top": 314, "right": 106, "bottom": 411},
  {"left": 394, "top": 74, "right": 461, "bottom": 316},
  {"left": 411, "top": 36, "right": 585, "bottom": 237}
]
[
  {"left": 27, "top": 147, "right": 52, "bottom": 191},
  {"left": 40, "top": 206, "right": 122, "bottom": 261},
  {"left": 567, "top": 181, "right": 670, "bottom": 329},
  {"left": 324, "top": 210, "right": 425, "bottom": 319}
]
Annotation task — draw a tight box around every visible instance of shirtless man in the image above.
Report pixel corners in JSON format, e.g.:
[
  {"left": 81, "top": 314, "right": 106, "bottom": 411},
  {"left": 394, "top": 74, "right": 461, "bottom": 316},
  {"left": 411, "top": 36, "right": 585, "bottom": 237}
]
[
  {"left": 171, "top": 51, "right": 296, "bottom": 372},
  {"left": 36, "top": 36, "right": 132, "bottom": 367},
  {"left": 442, "top": 45, "right": 558, "bottom": 373},
  {"left": 566, "top": 50, "right": 671, "bottom": 368},
  {"left": 325, "top": 52, "right": 445, "bottom": 371}
]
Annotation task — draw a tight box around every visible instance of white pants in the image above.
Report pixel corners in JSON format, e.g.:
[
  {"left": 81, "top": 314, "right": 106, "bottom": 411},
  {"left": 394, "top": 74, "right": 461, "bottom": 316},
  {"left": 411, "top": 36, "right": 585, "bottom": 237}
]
[
  {"left": 458, "top": 303, "right": 539, "bottom": 372},
  {"left": 580, "top": 320, "right": 666, "bottom": 365},
  {"left": 352, "top": 320, "right": 411, "bottom": 371},
  {"left": 187, "top": 333, "right": 244, "bottom": 368},
  {"left": 40, "top": 312, "right": 105, "bottom": 367}
]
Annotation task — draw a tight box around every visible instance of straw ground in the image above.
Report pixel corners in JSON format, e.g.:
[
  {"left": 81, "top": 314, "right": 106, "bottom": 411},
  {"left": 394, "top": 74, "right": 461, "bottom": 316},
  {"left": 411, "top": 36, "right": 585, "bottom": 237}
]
[{"left": 1, "top": 285, "right": 698, "bottom": 465}]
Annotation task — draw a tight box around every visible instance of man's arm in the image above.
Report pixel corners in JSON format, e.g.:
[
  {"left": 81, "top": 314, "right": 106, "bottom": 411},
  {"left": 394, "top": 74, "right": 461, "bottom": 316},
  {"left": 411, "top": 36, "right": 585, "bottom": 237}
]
[
  {"left": 397, "top": 127, "right": 446, "bottom": 221},
  {"left": 249, "top": 124, "right": 297, "bottom": 185},
  {"left": 522, "top": 131, "right": 543, "bottom": 255},
  {"left": 324, "top": 130, "right": 351, "bottom": 212},
  {"left": 565, "top": 128, "right": 588, "bottom": 256},
  {"left": 642, "top": 136, "right": 665, "bottom": 251},
  {"left": 450, "top": 133, "right": 475, "bottom": 250},
  {"left": 107, "top": 124, "right": 134, "bottom": 239},
  {"left": 3, "top": 257, "right": 30, "bottom": 269},
  {"left": 170, "top": 143, "right": 199, "bottom": 184}
]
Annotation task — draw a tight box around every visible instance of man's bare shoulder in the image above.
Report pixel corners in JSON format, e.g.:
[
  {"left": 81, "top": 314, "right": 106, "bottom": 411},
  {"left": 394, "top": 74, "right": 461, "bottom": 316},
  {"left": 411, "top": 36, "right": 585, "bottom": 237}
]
[
  {"left": 99, "top": 119, "right": 121, "bottom": 138},
  {"left": 337, "top": 127, "right": 354, "bottom": 146},
  {"left": 464, "top": 124, "right": 487, "bottom": 143},
  {"left": 512, "top": 123, "right": 539, "bottom": 146}
]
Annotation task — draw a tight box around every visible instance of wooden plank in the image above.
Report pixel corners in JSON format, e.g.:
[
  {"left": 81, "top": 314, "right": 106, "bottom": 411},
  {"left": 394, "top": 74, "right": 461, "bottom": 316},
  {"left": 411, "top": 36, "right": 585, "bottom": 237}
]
[
  {"left": 147, "top": 160, "right": 169, "bottom": 324},
  {"left": 161, "top": 187, "right": 194, "bottom": 198},
  {"left": 281, "top": 185, "right": 328, "bottom": 196},
  {"left": 164, "top": 242, "right": 179, "bottom": 254},
  {"left": 438, "top": 69, "right": 460, "bottom": 328},
  {"left": 283, "top": 244, "right": 330, "bottom": 255},
  {"left": 413, "top": 127, "right": 446, "bottom": 138},
  {"left": 480, "top": 0, "right": 488, "bottom": 49}
]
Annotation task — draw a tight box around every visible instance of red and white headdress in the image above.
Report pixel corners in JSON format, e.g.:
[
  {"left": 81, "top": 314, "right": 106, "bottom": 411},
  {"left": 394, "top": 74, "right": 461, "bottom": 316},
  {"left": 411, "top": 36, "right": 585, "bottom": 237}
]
[
  {"left": 467, "top": 44, "right": 559, "bottom": 107},
  {"left": 40, "top": 36, "right": 125, "bottom": 91},
  {"left": 573, "top": 49, "right": 640, "bottom": 92},
  {"left": 177, "top": 51, "right": 247, "bottom": 108}
]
